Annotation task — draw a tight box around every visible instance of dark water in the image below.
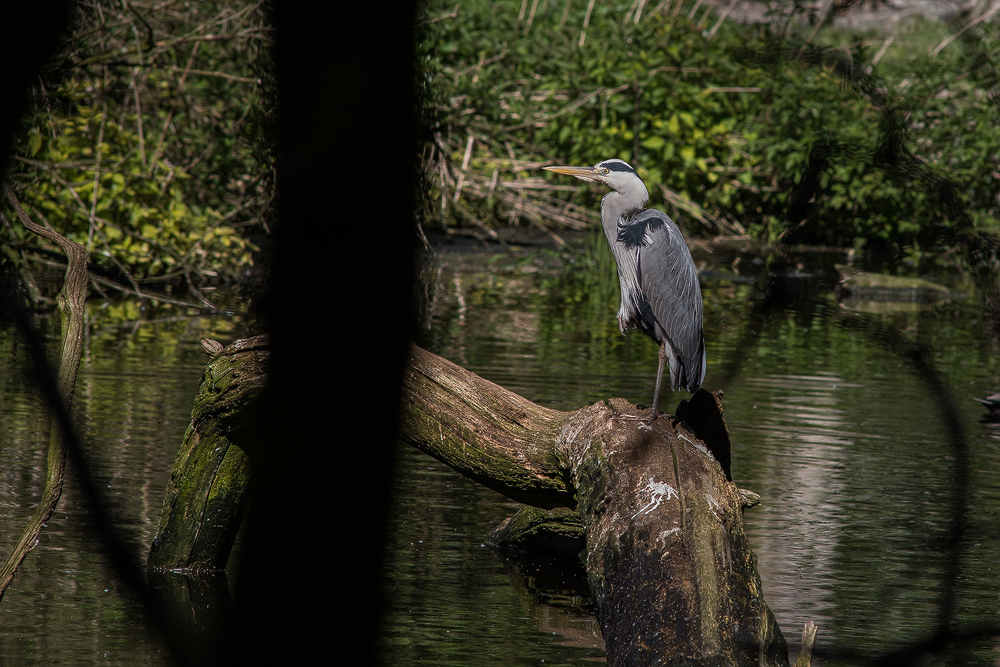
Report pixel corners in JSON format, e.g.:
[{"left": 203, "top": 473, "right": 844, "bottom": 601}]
[
  {"left": 0, "top": 304, "right": 242, "bottom": 665},
  {"left": 2, "top": 239, "right": 999, "bottom": 665}
]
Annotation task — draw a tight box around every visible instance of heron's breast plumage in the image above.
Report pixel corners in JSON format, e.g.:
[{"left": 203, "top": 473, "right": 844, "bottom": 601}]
[{"left": 612, "top": 214, "right": 661, "bottom": 332}]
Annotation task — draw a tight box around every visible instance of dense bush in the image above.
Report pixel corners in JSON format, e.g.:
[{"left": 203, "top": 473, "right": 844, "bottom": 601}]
[
  {"left": 2, "top": 0, "right": 273, "bottom": 293},
  {"left": 419, "top": 0, "right": 1000, "bottom": 258}
]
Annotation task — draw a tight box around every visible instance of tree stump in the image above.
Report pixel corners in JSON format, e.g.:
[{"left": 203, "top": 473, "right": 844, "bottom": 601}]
[{"left": 147, "top": 335, "right": 268, "bottom": 571}]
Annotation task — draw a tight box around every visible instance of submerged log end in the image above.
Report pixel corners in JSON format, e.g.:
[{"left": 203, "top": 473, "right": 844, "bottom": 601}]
[
  {"left": 489, "top": 506, "right": 585, "bottom": 560},
  {"left": 148, "top": 336, "right": 266, "bottom": 572}
]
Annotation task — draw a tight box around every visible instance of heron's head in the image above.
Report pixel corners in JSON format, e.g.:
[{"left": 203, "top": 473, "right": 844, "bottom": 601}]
[{"left": 544, "top": 158, "right": 648, "bottom": 201}]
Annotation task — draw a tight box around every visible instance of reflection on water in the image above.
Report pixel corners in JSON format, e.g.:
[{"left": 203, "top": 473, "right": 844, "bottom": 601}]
[
  {"left": 2, "top": 238, "right": 1000, "bottom": 665},
  {"left": 0, "top": 303, "right": 243, "bottom": 666},
  {"left": 380, "top": 445, "right": 605, "bottom": 666}
]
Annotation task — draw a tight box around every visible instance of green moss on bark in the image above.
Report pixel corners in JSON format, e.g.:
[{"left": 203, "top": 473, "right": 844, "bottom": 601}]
[{"left": 148, "top": 335, "right": 267, "bottom": 572}]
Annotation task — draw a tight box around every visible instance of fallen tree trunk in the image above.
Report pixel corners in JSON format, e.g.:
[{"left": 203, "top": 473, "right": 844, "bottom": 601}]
[
  {"left": 400, "top": 345, "right": 788, "bottom": 666},
  {"left": 149, "top": 339, "right": 787, "bottom": 665}
]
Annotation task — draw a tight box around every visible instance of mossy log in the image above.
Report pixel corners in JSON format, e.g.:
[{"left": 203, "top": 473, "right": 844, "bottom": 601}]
[
  {"left": 147, "top": 335, "right": 268, "bottom": 571},
  {"left": 149, "top": 339, "right": 786, "bottom": 664},
  {"left": 401, "top": 345, "right": 788, "bottom": 666},
  {"left": 836, "top": 264, "right": 954, "bottom": 303}
]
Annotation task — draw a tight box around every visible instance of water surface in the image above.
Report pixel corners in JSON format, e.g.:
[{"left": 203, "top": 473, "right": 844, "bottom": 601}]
[
  {"left": 0, "top": 237, "right": 998, "bottom": 666},
  {"left": 0, "top": 303, "right": 242, "bottom": 665}
]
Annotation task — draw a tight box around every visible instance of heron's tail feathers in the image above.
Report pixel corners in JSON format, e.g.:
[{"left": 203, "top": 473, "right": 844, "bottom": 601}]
[{"left": 668, "top": 334, "right": 706, "bottom": 393}]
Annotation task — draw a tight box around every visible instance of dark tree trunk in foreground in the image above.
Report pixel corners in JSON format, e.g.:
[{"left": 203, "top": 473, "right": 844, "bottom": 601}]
[{"left": 401, "top": 345, "right": 788, "bottom": 666}]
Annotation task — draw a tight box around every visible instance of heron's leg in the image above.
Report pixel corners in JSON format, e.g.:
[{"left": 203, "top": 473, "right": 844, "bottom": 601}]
[
  {"left": 611, "top": 341, "right": 668, "bottom": 422},
  {"left": 648, "top": 341, "right": 667, "bottom": 421}
]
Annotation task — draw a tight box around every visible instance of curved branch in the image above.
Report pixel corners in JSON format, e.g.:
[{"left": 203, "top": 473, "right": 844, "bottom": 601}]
[
  {"left": 0, "top": 182, "right": 88, "bottom": 600},
  {"left": 400, "top": 345, "right": 575, "bottom": 508}
]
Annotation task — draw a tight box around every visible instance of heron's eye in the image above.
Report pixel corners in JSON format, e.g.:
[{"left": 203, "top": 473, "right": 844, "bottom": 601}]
[{"left": 601, "top": 168, "right": 610, "bottom": 175}]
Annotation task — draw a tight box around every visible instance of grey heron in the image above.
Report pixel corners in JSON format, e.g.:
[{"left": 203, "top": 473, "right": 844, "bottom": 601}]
[{"left": 544, "top": 158, "right": 706, "bottom": 420}]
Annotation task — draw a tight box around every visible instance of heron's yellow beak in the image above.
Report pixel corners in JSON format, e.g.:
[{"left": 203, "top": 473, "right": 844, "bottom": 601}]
[{"left": 543, "top": 165, "right": 600, "bottom": 182}]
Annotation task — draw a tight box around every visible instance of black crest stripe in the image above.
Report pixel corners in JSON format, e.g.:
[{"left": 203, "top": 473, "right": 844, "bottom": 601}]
[{"left": 600, "top": 159, "right": 637, "bottom": 174}]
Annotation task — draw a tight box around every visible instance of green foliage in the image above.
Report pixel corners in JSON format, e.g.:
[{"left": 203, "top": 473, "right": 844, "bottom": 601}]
[
  {"left": 3, "top": 0, "right": 273, "bottom": 287},
  {"left": 420, "top": 1, "right": 1000, "bottom": 257}
]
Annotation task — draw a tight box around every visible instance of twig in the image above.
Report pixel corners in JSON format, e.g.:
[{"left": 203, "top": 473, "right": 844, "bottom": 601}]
[
  {"left": 184, "top": 271, "right": 217, "bottom": 309},
  {"left": 634, "top": 0, "right": 648, "bottom": 22},
  {"left": 419, "top": 4, "right": 458, "bottom": 25},
  {"left": 703, "top": 86, "right": 761, "bottom": 93},
  {"left": 579, "top": 0, "right": 596, "bottom": 47},
  {"left": 653, "top": 0, "right": 672, "bottom": 15},
  {"left": 506, "top": 83, "right": 631, "bottom": 130},
  {"left": 560, "top": 0, "right": 573, "bottom": 28},
  {"left": 167, "top": 65, "right": 260, "bottom": 83},
  {"left": 89, "top": 99, "right": 108, "bottom": 249},
  {"left": 697, "top": 3, "right": 713, "bottom": 29},
  {"left": 625, "top": 0, "right": 642, "bottom": 23},
  {"left": 453, "top": 133, "right": 476, "bottom": 202},
  {"left": 505, "top": 142, "right": 524, "bottom": 225},
  {"left": 130, "top": 69, "right": 147, "bottom": 167},
  {"left": 647, "top": 66, "right": 716, "bottom": 75},
  {"left": 706, "top": 0, "right": 739, "bottom": 39},
  {"left": 931, "top": 2, "right": 1000, "bottom": 56},
  {"left": 89, "top": 273, "right": 230, "bottom": 312},
  {"left": 865, "top": 33, "right": 894, "bottom": 74},
  {"left": 453, "top": 49, "right": 508, "bottom": 81},
  {"left": 148, "top": 41, "right": 200, "bottom": 178},
  {"left": 657, "top": 183, "right": 745, "bottom": 235},
  {"left": 526, "top": 0, "right": 542, "bottom": 28}
]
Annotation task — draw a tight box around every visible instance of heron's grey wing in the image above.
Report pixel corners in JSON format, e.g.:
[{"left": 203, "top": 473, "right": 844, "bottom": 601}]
[{"left": 627, "top": 210, "right": 705, "bottom": 389}]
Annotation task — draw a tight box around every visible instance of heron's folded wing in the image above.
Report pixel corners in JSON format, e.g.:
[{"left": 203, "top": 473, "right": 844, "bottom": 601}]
[{"left": 632, "top": 211, "right": 704, "bottom": 374}]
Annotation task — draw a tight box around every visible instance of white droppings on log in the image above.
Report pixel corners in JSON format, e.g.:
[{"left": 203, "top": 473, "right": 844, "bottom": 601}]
[
  {"left": 656, "top": 527, "right": 681, "bottom": 548},
  {"left": 677, "top": 432, "right": 712, "bottom": 457},
  {"left": 633, "top": 478, "right": 679, "bottom": 519},
  {"left": 705, "top": 493, "right": 721, "bottom": 513}
]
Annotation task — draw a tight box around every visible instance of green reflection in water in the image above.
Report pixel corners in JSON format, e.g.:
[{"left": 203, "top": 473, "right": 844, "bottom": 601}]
[
  {"left": 0, "top": 301, "right": 242, "bottom": 666},
  {"left": 391, "top": 239, "right": 1000, "bottom": 666}
]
